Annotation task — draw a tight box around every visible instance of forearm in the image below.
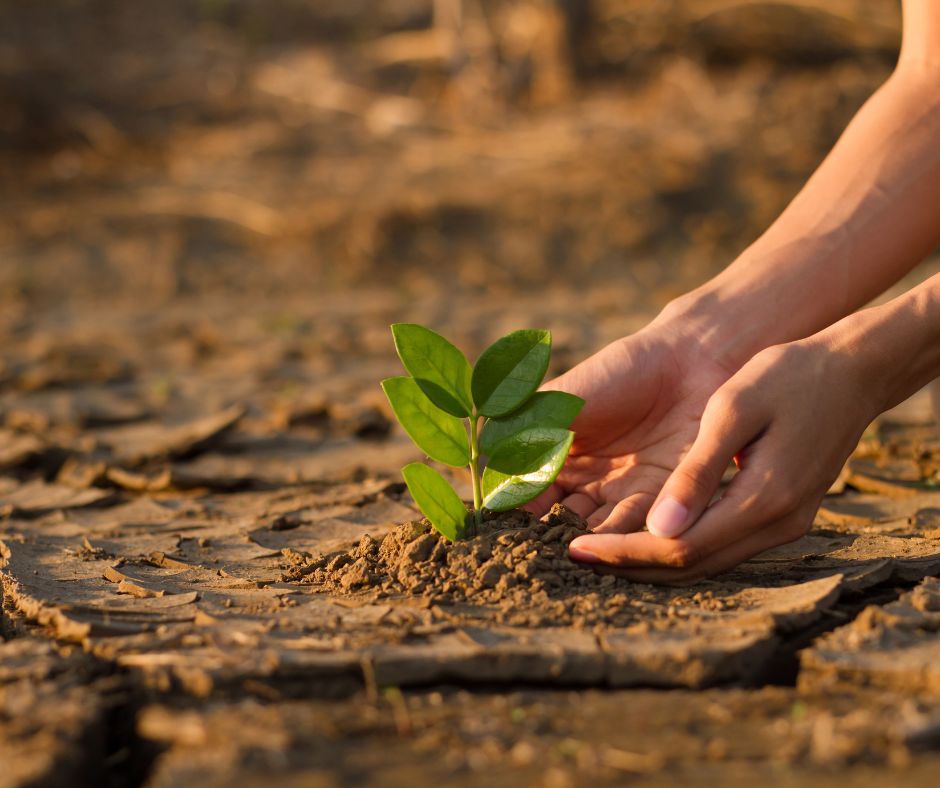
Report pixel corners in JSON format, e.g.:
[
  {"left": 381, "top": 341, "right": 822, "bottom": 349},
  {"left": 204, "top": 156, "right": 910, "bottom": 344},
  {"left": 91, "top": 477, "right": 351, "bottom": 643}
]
[
  {"left": 656, "top": 65, "right": 940, "bottom": 370},
  {"left": 817, "top": 272, "right": 940, "bottom": 416}
]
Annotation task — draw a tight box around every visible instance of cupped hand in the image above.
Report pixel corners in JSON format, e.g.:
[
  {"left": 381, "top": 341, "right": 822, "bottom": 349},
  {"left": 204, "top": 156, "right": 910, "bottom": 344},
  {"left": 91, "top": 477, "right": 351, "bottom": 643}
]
[
  {"left": 564, "top": 335, "right": 880, "bottom": 584},
  {"left": 526, "top": 323, "right": 735, "bottom": 534}
]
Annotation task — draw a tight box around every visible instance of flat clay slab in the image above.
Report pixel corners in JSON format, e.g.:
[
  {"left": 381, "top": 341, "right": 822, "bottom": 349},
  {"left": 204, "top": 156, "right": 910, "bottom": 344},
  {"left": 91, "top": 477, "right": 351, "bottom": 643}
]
[{"left": 800, "top": 576, "right": 940, "bottom": 694}]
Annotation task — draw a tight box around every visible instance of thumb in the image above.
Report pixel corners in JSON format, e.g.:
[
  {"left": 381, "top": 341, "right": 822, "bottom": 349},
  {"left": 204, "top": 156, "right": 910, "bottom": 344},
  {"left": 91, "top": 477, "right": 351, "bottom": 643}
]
[{"left": 647, "top": 391, "right": 765, "bottom": 538}]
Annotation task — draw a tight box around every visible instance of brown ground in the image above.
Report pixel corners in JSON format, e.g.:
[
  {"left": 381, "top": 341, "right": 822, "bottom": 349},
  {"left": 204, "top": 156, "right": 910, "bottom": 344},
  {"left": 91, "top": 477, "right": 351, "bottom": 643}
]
[{"left": 2, "top": 2, "right": 940, "bottom": 786}]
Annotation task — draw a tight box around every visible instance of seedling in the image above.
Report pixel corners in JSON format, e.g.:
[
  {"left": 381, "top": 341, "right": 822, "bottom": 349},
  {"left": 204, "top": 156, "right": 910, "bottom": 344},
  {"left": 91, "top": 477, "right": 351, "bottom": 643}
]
[{"left": 382, "top": 324, "right": 583, "bottom": 540}]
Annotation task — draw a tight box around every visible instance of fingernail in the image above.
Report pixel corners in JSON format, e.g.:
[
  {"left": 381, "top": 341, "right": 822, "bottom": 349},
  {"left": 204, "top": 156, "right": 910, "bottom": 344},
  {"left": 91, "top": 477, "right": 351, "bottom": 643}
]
[
  {"left": 647, "top": 497, "right": 689, "bottom": 538},
  {"left": 568, "top": 538, "right": 601, "bottom": 563}
]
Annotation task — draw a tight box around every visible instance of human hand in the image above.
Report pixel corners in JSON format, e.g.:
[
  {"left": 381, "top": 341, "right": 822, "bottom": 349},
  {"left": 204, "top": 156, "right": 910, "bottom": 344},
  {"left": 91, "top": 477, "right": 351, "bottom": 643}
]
[
  {"left": 564, "top": 333, "right": 881, "bottom": 584},
  {"left": 526, "top": 321, "right": 736, "bottom": 534}
]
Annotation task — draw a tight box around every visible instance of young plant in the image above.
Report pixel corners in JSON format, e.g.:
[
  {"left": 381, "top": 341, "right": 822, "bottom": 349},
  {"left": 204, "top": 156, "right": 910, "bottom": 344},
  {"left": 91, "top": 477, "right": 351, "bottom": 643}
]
[{"left": 381, "top": 324, "right": 584, "bottom": 540}]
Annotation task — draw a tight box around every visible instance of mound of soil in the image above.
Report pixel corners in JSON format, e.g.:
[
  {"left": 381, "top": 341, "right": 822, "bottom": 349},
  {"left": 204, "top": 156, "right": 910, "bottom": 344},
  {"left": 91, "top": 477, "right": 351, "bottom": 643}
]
[{"left": 294, "top": 504, "right": 720, "bottom": 629}]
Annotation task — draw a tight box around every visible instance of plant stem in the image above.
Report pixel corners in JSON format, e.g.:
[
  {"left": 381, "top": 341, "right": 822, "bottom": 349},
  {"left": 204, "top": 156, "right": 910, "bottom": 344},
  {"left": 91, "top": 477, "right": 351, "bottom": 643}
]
[{"left": 468, "top": 415, "right": 484, "bottom": 534}]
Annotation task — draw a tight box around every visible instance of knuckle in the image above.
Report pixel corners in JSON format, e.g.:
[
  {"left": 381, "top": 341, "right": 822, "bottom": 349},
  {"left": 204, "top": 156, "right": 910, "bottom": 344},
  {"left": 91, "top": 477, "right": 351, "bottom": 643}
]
[
  {"left": 761, "top": 488, "right": 795, "bottom": 519},
  {"left": 756, "top": 343, "right": 793, "bottom": 366},
  {"left": 755, "top": 342, "right": 808, "bottom": 375},
  {"left": 706, "top": 387, "right": 739, "bottom": 418},
  {"left": 706, "top": 385, "right": 752, "bottom": 423},
  {"left": 754, "top": 344, "right": 783, "bottom": 365},
  {"left": 676, "top": 458, "right": 722, "bottom": 498}
]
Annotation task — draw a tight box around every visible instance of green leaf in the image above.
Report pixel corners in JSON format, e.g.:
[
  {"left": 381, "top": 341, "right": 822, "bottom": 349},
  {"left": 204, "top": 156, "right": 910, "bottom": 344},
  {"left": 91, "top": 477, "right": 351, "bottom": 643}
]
[
  {"left": 479, "top": 391, "right": 584, "bottom": 455},
  {"left": 401, "top": 462, "right": 469, "bottom": 541},
  {"left": 482, "top": 426, "right": 574, "bottom": 511},
  {"left": 471, "top": 329, "right": 551, "bottom": 417},
  {"left": 391, "top": 324, "right": 473, "bottom": 417},
  {"left": 382, "top": 377, "right": 470, "bottom": 467}
]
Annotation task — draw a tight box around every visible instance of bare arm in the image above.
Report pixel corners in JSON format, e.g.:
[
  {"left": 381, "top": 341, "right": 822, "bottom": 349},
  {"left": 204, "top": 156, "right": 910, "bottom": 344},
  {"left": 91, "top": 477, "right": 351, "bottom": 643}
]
[
  {"left": 580, "top": 270, "right": 940, "bottom": 585},
  {"left": 550, "top": 2, "right": 940, "bottom": 576},
  {"left": 536, "top": 2, "right": 940, "bottom": 556},
  {"left": 656, "top": 0, "right": 940, "bottom": 370},
  {"left": 563, "top": 1, "right": 940, "bottom": 577}
]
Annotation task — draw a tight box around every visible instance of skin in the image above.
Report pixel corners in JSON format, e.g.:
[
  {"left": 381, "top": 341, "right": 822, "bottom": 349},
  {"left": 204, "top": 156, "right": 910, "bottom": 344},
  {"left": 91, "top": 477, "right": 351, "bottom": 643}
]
[{"left": 528, "top": 0, "right": 940, "bottom": 584}]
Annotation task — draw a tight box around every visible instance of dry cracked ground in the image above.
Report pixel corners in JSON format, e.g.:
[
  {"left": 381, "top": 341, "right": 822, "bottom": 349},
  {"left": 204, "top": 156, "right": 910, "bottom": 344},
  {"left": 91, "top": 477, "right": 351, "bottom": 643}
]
[
  {"left": 3, "top": 289, "right": 940, "bottom": 787},
  {"left": 3, "top": 1, "right": 940, "bottom": 786}
]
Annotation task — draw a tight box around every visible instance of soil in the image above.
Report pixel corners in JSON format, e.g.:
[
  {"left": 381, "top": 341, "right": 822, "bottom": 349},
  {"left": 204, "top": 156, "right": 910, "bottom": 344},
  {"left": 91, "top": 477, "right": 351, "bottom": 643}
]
[
  {"left": 302, "top": 504, "right": 666, "bottom": 628},
  {"left": 3, "top": 2, "right": 940, "bottom": 786},
  {"left": 299, "top": 504, "right": 867, "bottom": 633}
]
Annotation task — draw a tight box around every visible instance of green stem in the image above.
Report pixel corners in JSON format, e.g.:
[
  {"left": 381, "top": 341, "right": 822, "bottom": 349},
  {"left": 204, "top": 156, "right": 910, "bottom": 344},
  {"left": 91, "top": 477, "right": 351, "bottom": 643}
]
[{"left": 468, "top": 415, "right": 484, "bottom": 533}]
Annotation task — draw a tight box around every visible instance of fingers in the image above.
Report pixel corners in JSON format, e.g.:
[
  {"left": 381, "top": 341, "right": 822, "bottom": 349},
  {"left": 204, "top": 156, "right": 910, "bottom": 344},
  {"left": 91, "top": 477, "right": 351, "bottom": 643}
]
[
  {"left": 585, "top": 502, "right": 615, "bottom": 528},
  {"left": 568, "top": 440, "right": 816, "bottom": 581},
  {"left": 594, "top": 520, "right": 802, "bottom": 585},
  {"left": 569, "top": 457, "right": 772, "bottom": 567},
  {"left": 522, "top": 483, "right": 564, "bottom": 516},
  {"left": 523, "top": 487, "right": 603, "bottom": 521},
  {"left": 560, "top": 492, "right": 599, "bottom": 519},
  {"left": 568, "top": 529, "right": 698, "bottom": 567},
  {"left": 646, "top": 389, "right": 767, "bottom": 538},
  {"left": 529, "top": 487, "right": 650, "bottom": 531},
  {"left": 525, "top": 487, "right": 647, "bottom": 530},
  {"left": 589, "top": 491, "right": 655, "bottom": 534},
  {"left": 568, "top": 494, "right": 807, "bottom": 582}
]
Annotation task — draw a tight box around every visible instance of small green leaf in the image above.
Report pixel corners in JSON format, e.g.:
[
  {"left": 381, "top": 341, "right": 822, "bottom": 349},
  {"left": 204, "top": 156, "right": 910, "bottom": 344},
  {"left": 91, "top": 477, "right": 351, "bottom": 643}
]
[
  {"left": 401, "top": 462, "right": 469, "bottom": 540},
  {"left": 391, "top": 324, "right": 473, "bottom": 417},
  {"left": 482, "top": 426, "right": 574, "bottom": 511},
  {"left": 382, "top": 377, "right": 470, "bottom": 467},
  {"left": 479, "top": 391, "right": 584, "bottom": 455},
  {"left": 471, "top": 329, "right": 551, "bottom": 417}
]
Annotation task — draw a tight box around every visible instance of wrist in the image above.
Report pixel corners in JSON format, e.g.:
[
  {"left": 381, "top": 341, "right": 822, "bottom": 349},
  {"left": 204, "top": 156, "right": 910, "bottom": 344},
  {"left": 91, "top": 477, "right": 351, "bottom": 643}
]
[
  {"left": 649, "top": 275, "right": 778, "bottom": 374},
  {"left": 649, "top": 231, "right": 856, "bottom": 373},
  {"left": 807, "top": 275, "right": 940, "bottom": 416},
  {"left": 796, "top": 313, "right": 890, "bottom": 426}
]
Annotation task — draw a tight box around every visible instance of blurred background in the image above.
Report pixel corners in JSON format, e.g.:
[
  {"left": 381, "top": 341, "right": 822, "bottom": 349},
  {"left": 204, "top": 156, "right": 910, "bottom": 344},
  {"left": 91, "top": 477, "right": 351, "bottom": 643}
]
[
  {"left": 0, "top": 0, "right": 909, "bottom": 304},
  {"left": 0, "top": 1, "right": 934, "bottom": 484}
]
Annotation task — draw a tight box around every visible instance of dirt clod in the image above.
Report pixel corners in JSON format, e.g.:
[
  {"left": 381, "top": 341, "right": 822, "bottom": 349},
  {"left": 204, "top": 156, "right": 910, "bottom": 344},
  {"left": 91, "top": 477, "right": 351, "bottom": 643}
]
[{"left": 402, "top": 533, "right": 438, "bottom": 564}]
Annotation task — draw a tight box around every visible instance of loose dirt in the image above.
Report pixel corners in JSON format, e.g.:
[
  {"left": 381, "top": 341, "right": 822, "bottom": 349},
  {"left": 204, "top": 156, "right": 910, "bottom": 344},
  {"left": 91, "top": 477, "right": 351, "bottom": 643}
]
[
  {"left": 301, "top": 504, "right": 750, "bottom": 629},
  {"left": 306, "top": 506, "right": 619, "bottom": 621}
]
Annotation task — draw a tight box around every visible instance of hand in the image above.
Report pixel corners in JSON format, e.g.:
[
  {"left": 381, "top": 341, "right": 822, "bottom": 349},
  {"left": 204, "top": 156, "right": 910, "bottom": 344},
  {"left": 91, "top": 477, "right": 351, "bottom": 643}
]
[
  {"left": 527, "top": 321, "right": 736, "bottom": 534},
  {"left": 564, "top": 334, "right": 880, "bottom": 584}
]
